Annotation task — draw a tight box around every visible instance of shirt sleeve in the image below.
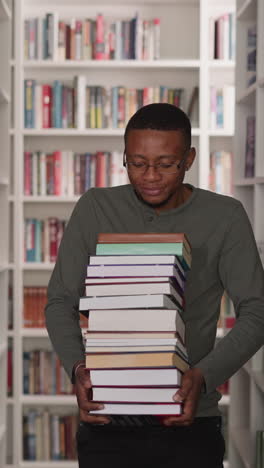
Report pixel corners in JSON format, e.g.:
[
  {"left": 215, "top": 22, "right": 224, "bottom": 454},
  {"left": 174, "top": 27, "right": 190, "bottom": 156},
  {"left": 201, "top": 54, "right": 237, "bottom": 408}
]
[
  {"left": 44, "top": 193, "right": 93, "bottom": 382},
  {"left": 196, "top": 202, "right": 264, "bottom": 393}
]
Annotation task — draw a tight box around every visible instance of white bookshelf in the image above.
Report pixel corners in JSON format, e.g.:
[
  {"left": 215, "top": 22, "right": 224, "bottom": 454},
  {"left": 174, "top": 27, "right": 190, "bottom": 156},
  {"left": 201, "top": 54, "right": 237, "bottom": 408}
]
[
  {"left": 229, "top": 0, "right": 264, "bottom": 467},
  {"left": 0, "top": 0, "right": 11, "bottom": 466},
  {"left": 8, "top": 0, "right": 236, "bottom": 465}
]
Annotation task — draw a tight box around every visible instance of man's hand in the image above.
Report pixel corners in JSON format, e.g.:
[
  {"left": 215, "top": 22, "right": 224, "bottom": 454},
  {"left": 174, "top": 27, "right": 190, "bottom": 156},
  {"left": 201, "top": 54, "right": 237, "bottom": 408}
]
[
  {"left": 75, "top": 365, "right": 111, "bottom": 424},
  {"left": 162, "top": 367, "right": 205, "bottom": 427}
]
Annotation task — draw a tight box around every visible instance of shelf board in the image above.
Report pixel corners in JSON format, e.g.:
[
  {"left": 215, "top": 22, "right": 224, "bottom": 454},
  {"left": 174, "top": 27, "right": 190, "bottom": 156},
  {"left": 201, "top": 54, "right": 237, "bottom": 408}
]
[
  {"left": 0, "top": 177, "right": 9, "bottom": 186},
  {"left": 230, "top": 427, "right": 252, "bottom": 468},
  {"left": 8, "top": 195, "right": 14, "bottom": 202},
  {"left": 23, "top": 59, "right": 201, "bottom": 69},
  {"left": 7, "top": 330, "right": 14, "bottom": 337},
  {"left": 219, "top": 394, "right": 230, "bottom": 406},
  {"left": 0, "top": 264, "right": 8, "bottom": 273},
  {"left": 23, "top": 196, "right": 80, "bottom": 203},
  {"left": 252, "top": 370, "right": 264, "bottom": 394},
  {"left": 237, "top": 82, "right": 257, "bottom": 104},
  {"left": 23, "top": 128, "right": 200, "bottom": 137},
  {"left": 216, "top": 327, "right": 224, "bottom": 338},
  {"left": 22, "top": 328, "right": 48, "bottom": 337},
  {"left": 20, "top": 462, "right": 78, "bottom": 468},
  {"left": 208, "top": 129, "right": 234, "bottom": 137},
  {"left": 209, "top": 60, "right": 235, "bottom": 69},
  {"left": 0, "top": 0, "right": 11, "bottom": 21},
  {"left": 235, "top": 177, "right": 264, "bottom": 186},
  {"left": 7, "top": 397, "right": 14, "bottom": 404},
  {"left": 21, "top": 395, "right": 77, "bottom": 405},
  {"left": 23, "top": 262, "right": 55, "bottom": 270},
  {"left": 237, "top": 0, "right": 256, "bottom": 20},
  {"left": 0, "top": 87, "right": 10, "bottom": 104}
]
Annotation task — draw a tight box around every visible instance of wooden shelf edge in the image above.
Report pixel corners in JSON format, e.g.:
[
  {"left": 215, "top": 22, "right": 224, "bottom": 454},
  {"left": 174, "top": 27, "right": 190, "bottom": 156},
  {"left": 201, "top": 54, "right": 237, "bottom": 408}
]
[{"left": 20, "top": 462, "right": 78, "bottom": 468}]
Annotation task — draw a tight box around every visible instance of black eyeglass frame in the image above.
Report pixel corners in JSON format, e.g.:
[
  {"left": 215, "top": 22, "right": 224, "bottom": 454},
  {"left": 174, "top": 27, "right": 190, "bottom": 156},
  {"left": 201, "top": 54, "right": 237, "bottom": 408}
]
[{"left": 123, "top": 147, "right": 191, "bottom": 173}]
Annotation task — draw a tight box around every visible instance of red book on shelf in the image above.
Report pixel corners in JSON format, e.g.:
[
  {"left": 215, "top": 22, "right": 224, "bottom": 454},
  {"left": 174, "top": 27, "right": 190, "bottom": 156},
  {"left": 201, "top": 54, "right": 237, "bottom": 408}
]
[
  {"left": 53, "top": 151, "right": 62, "bottom": 195},
  {"left": 42, "top": 85, "right": 52, "bottom": 128},
  {"left": 95, "top": 14, "right": 105, "bottom": 59},
  {"left": 96, "top": 151, "right": 107, "bottom": 187},
  {"left": 49, "top": 217, "right": 58, "bottom": 262}
]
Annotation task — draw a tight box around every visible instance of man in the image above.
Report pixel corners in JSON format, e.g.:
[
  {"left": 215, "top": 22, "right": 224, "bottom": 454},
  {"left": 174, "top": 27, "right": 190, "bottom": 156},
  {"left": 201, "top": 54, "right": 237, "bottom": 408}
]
[{"left": 45, "top": 103, "right": 264, "bottom": 468}]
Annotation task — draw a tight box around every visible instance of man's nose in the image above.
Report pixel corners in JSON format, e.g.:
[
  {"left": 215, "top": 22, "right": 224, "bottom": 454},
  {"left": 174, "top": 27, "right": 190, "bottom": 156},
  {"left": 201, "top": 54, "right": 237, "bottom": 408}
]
[{"left": 142, "top": 165, "right": 162, "bottom": 180}]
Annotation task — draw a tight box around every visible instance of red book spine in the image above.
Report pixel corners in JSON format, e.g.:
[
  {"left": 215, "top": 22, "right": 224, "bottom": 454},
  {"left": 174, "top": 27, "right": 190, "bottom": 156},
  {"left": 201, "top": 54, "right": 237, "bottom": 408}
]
[
  {"left": 49, "top": 218, "right": 58, "bottom": 262},
  {"left": 95, "top": 14, "right": 105, "bottom": 59},
  {"left": 53, "top": 151, "right": 62, "bottom": 195},
  {"left": 42, "top": 85, "right": 52, "bottom": 128},
  {"left": 95, "top": 151, "right": 106, "bottom": 187},
  {"left": 24, "top": 151, "right": 32, "bottom": 195}
]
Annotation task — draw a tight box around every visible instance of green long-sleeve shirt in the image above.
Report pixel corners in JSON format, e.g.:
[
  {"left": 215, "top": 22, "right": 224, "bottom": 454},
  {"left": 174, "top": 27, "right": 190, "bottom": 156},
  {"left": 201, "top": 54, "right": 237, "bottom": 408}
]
[{"left": 45, "top": 183, "right": 264, "bottom": 417}]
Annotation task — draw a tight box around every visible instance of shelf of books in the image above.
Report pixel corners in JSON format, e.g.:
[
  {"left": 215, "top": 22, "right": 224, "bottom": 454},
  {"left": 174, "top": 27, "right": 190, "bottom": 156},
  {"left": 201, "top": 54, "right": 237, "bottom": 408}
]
[
  {"left": 6, "top": 0, "right": 237, "bottom": 465},
  {"left": 0, "top": 0, "right": 11, "bottom": 465},
  {"left": 228, "top": 0, "right": 264, "bottom": 467}
]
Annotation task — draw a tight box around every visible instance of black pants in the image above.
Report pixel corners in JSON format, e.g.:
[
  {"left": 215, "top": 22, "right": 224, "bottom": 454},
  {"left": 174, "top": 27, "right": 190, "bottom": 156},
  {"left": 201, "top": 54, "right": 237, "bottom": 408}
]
[{"left": 76, "top": 416, "right": 225, "bottom": 468}]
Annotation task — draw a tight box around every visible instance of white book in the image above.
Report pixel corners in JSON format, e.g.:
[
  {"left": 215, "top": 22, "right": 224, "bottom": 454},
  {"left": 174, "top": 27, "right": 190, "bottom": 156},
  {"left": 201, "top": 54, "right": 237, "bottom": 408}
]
[
  {"left": 89, "top": 254, "right": 184, "bottom": 275},
  {"left": 92, "top": 386, "right": 180, "bottom": 403},
  {"left": 84, "top": 308, "right": 184, "bottom": 336},
  {"left": 84, "top": 281, "right": 182, "bottom": 307},
  {"left": 109, "top": 151, "right": 121, "bottom": 187},
  {"left": 85, "top": 276, "right": 177, "bottom": 284},
  {"left": 86, "top": 264, "right": 184, "bottom": 290},
  {"left": 90, "top": 367, "right": 182, "bottom": 387},
  {"left": 32, "top": 152, "right": 38, "bottom": 196},
  {"left": 90, "top": 402, "right": 182, "bottom": 415},
  {"left": 223, "top": 85, "right": 235, "bottom": 133},
  {"left": 74, "top": 75, "right": 86, "bottom": 130}
]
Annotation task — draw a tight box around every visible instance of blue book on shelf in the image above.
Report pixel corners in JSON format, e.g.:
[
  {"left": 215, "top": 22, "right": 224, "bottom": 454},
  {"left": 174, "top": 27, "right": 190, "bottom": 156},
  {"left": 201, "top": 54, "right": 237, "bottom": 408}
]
[
  {"left": 27, "top": 410, "right": 37, "bottom": 460},
  {"left": 26, "top": 219, "right": 36, "bottom": 262},
  {"left": 24, "top": 79, "right": 35, "bottom": 128},
  {"left": 52, "top": 80, "right": 62, "bottom": 128},
  {"left": 23, "top": 351, "right": 30, "bottom": 394},
  {"left": 34, "top": 219, "right": 42, "bottom": 262},
  {"left": 216, "top": 90, "right": 223, "bottom": 128}
]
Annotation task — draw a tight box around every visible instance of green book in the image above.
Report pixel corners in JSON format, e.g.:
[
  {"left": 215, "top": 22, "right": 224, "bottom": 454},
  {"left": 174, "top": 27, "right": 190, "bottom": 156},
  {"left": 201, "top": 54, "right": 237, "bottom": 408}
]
[{"left": 96, "top": 243, "right": 191, "bottom": 271}]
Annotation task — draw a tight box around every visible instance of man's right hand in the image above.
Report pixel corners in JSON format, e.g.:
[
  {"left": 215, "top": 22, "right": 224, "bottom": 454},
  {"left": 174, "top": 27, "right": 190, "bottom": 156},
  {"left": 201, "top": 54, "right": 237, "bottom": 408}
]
[{"left": 75, "top": 365, "right": 111, "bottom": 425}]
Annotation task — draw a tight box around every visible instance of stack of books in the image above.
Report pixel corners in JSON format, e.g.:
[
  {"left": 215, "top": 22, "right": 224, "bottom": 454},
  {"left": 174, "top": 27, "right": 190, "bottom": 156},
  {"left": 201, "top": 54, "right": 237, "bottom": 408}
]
[{"left": 79, "top": 233, "right": 191, "bottom": 425}]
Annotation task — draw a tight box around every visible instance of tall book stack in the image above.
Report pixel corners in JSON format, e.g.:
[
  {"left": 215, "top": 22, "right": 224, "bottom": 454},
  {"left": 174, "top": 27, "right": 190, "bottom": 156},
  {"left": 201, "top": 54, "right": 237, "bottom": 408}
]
[{"left": 79, "top": 233, "right": 191, "bottom": 425}]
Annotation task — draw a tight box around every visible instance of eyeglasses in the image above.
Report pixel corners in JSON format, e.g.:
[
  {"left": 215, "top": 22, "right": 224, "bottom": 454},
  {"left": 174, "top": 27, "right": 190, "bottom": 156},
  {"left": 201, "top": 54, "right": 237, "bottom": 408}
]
[{"left": 123, "top": 148, "right": 190, "bottom": 174}]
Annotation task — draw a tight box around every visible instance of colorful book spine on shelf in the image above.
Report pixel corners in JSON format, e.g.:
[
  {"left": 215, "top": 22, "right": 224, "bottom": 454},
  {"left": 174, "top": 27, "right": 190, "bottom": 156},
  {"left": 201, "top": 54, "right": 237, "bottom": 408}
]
[
  {"left": 24, "top": 218, "right": 66, "bottom": 263},
  {"left": 209, "top": 86, "right": 234, "bottom": 131},
  {"left": 209, "top": 11, "right": 235, "bottom": 60},
  {"left": 23, "top": 410, "right": 78, "bottom": 460},
  {"left": 24, "top": 78, "right": 192, "bottom": 129},
  {"left": 24, "top": 13, "right": 161, "bottom": 61},
  {"left": 209, "top": 151, "right": 233, "bottom": 196},
  {"left": 23, "top": 150, "right": 128, "bottom": 196},
  {"left": 23, "top": 350, "right": 74, "bottom": 395},
  {"left": 246, "top": 25, "right": 257, "bottom": 87}
]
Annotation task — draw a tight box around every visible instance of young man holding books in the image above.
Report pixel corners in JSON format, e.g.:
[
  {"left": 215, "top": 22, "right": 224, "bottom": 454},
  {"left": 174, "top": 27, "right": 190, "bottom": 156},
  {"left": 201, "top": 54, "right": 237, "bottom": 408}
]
[{"left": 45, "top": 103, "right": 264, "bottom": 467}]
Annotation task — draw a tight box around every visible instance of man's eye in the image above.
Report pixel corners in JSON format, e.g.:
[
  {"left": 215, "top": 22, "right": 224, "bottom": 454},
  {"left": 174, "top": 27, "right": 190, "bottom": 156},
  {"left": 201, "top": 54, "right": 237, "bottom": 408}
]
[
  {"left": 132, "top": 162, "right": 146, "bottom": 168},
  {"left": 159, "top": 163, "right": 173, "bottom": 169}
]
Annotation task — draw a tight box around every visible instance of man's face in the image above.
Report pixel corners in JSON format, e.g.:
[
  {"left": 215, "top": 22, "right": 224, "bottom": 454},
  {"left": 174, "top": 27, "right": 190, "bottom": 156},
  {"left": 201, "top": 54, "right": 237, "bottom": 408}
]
[{"left": 125, "top": 128, "right": 196, "bottom": 213}]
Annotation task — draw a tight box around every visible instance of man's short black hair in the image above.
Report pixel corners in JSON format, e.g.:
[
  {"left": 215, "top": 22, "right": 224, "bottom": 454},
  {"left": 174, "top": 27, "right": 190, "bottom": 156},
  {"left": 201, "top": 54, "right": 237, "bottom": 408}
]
[{"left": 124, "top": 103, "right": 191, "bottom": 148}]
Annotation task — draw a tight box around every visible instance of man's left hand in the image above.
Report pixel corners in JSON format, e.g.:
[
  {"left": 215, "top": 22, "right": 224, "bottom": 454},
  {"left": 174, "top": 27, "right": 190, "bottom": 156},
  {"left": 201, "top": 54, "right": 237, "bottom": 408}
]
[{"left": 162, "top": 367, "right": 205, "bottom": 427}]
